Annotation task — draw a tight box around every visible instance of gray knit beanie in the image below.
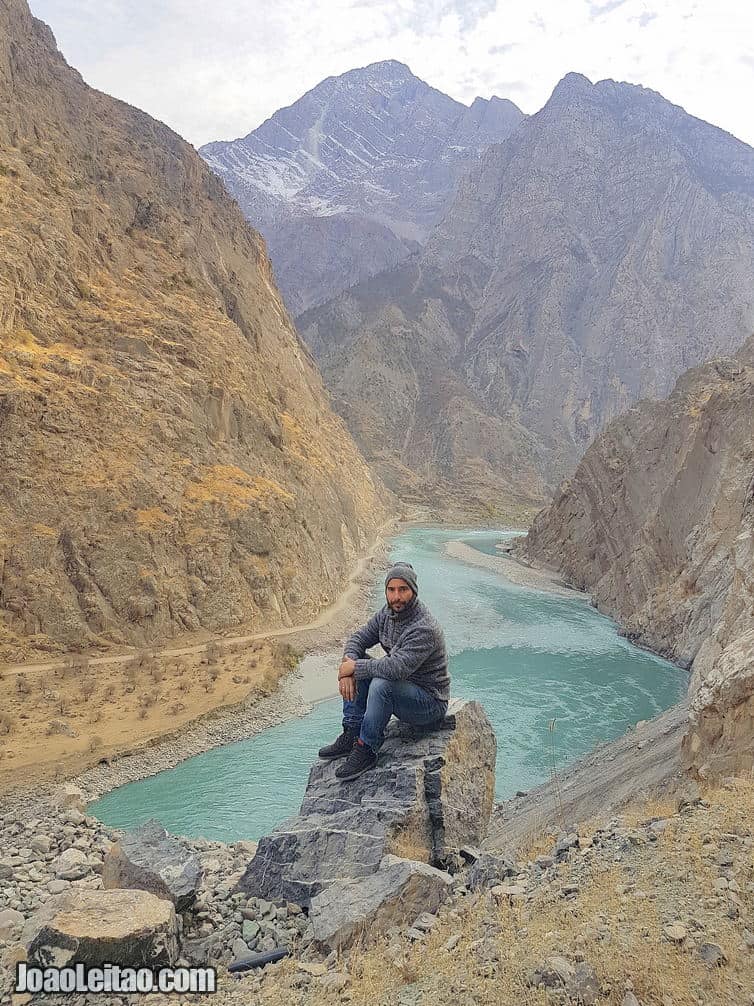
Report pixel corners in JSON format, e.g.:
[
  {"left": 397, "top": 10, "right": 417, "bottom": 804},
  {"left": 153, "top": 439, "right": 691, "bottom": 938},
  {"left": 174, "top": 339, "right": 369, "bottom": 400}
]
[{"left": 384, "top": 562, "right": 418, "bottom": 597}]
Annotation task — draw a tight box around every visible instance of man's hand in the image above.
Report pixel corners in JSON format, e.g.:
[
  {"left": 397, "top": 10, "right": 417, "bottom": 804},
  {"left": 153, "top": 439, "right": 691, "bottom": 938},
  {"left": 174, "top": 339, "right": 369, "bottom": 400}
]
[
  {"left": 338, "top": 657, "right": 357, "bottom": 702},
  {"left": 338, "top": 657, "right": 356, "bottom": 679},
  {"left": 339, "top": 675, "right": 357, "bottom": 701}
]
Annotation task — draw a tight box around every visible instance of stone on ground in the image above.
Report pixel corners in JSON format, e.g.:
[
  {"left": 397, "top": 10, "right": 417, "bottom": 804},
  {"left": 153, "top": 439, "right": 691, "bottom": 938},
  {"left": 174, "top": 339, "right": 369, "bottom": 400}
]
[
  {"left": 466, "top": 850, "right": 515, "bottom": 889},
  {"left": 24, "top": 889, "right": 178, "bottom": 967},
  {"left": 308, "top": 855, "right": 453, "bottom": 950},
  {"left": 102, "top": 818, "right": 202, "bottom": 911},
  {"left": 0, "top": 909, "right": 24, "bottom": 941},
  {"left": 237, "top": 699, "right": 496, "bottom": 905},
  {"left": 51, "top": 784, "right": 87, "bottom": 814},
  {"left": 53, "top": 848, "right": 89, "bottom": 881}
]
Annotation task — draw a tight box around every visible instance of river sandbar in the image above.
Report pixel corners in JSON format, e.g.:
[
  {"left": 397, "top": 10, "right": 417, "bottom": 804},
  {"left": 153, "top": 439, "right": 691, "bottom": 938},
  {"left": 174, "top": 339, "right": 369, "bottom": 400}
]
[{"left": 445, "top": 539, "right": 588, "bottom": 598}]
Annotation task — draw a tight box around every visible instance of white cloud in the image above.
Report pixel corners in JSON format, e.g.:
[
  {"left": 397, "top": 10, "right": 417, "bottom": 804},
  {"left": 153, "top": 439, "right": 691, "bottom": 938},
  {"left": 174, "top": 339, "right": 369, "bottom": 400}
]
[{"left": 29, "top": 0, "right": 754, "bottom": 147}]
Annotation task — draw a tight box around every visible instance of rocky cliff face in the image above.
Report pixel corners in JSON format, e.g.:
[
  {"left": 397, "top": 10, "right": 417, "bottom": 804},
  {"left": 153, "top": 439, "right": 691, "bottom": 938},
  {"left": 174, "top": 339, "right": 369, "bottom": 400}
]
[
  {"left": 300, "top": 74, "right": 754, "bottom": 513},
  {"left": 300, "top": 261, "right": 550, "bottom": 514},
  {"left": 200, "top": 61, "right": 523, "bottom": 315},
  {"left": 519, "top": 337, "right": 754, "bottom": 779},
  {"left": 0, "top": 0, "right": 388, "bottom": 661}
]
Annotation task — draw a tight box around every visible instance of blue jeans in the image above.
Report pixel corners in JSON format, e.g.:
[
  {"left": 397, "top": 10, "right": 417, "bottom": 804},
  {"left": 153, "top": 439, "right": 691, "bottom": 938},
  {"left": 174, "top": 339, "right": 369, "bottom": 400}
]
[{"left": 343, "top": 677, "right": 448, "bottom": 752}]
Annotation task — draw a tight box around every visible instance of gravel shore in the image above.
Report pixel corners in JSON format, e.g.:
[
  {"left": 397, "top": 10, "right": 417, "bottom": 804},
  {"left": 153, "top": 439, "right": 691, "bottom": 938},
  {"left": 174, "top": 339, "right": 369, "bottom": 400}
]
[{"left": 444, "top": 539, "right": 588, "bottom": 598}]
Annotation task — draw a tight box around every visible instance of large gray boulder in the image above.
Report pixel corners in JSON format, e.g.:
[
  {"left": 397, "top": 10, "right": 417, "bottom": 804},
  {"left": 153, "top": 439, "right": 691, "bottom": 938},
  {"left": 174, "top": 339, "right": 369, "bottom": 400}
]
[
  {"left": 102, "top": 819, "right": 202, "bottom": 911},
  {"left": 237, "top": 698, "right": 496, "bottom": 905},
  {"left": 24, "top": 889, "right": 178, "bottom": 967},
  {"left": 309, "top": 854, "right": 453, "bottom": 950}
]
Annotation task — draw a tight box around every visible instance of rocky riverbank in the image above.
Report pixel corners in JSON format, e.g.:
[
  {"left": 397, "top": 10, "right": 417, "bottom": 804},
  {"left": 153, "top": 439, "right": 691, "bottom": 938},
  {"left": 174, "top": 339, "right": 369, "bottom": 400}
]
[
  {"left": 3, "top": 774, "right": 752, "bottom": 1005},
  {"left": 517, "top": 345, "right": 754, "bottom": 782},
  {"left": 6, "top": 526, "right": 740, "bottom": 1006},
  {"left": 217, "top": 776, "right": 754, "bottom": 1006}
]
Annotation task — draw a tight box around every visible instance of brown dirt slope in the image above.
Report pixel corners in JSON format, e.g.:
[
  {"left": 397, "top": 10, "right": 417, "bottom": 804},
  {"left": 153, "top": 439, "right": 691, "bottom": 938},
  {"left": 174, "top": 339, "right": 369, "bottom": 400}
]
[{"left": 0, "top": 0, "right": 389, "bottom": 662}]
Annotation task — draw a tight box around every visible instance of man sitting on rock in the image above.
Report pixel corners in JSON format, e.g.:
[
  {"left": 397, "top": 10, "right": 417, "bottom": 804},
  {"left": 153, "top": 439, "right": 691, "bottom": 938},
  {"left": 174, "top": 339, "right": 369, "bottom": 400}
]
[{"left": 318, "top": 562, "right": 450, "bottom": 781}]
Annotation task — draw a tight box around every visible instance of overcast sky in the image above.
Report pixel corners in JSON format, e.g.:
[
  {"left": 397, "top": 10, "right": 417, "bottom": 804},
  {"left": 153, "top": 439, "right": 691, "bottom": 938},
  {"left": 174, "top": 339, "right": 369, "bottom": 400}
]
[{"left": 29, "top": 0, "right": 754, "bottom": 149}]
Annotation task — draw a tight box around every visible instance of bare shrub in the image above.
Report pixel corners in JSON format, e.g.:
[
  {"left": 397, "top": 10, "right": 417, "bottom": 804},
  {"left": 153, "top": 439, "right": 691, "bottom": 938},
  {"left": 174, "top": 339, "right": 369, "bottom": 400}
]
[
  {"left": 71, "top": 655, "right": 90, "bottom": 676},
  {"left": 0, "top": 713, "right": 14, "bottom": 735},
  {"left": 45, "top": 719, "right": 75, "bottom": 737},
  {"left": 40, "top": 679, "right": 58, "bottom": 701},
  {"left": 281, "top": 644, "right": 301, "bottom": 671},
  {"left": 123, "top": 661, "right": 138, "bottom": 693},
  {"left": 131, "top": 649, "right": 157, "bottom": 673},
  {"left": 79, "top": 677, "right": 96, "bottom": 702}
]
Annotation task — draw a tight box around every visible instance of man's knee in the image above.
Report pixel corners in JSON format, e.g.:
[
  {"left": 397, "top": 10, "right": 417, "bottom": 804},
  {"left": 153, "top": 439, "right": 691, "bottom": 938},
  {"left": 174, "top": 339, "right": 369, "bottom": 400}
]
[{"left": 365, "top": 677, "right": 393, "bottom": 707}]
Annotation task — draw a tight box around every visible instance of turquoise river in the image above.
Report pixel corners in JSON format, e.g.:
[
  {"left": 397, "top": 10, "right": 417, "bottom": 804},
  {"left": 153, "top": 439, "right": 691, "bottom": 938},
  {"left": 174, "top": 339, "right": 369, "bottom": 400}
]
[{"left": 91, "top": 528, "right": 688, "bottom": 841}]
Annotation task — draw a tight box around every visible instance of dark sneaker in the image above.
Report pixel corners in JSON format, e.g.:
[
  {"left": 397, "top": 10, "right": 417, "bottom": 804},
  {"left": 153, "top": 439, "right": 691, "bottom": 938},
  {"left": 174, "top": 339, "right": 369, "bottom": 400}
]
[
  {"left": 335, "top": 740, "right": 378, "bottom": 780},
  {"left": 318, "top": 726, "right": 358, "bottom": 760}
]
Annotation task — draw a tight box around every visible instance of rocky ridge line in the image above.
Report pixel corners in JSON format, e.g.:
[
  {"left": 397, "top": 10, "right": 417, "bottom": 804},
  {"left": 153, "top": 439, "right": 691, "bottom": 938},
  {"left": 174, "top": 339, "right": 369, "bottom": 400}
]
[
  {"left": 200, "top": 60, "right": 523, "bottom": 315},
  {"left": 299, "top": 73, "right": 754, "bottom": 513}
]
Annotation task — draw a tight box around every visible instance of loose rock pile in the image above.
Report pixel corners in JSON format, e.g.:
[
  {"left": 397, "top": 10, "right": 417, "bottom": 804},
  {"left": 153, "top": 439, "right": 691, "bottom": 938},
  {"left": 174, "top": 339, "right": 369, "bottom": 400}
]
[
  {"left": 205, "top": 784, "right": 754, "bottom": 1006},
  {"left": 3, "top": 726, "right": 754, "bottom": 1006}
]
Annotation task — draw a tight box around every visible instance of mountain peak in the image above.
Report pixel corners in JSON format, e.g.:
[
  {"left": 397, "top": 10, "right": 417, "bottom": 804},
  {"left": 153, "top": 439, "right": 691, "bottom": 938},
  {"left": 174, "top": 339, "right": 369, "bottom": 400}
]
[
  {"left": 199, "top": 65, "right": 523, "bottom": 313},
  {"left": 332, "top": 59, "right": 419, "bottom": 98},
  {"left": 549, "top": 72, "right": 595, "bottom": 101},
  {"left": 357, "top": 59, "right": 413, "bottom": 76}
]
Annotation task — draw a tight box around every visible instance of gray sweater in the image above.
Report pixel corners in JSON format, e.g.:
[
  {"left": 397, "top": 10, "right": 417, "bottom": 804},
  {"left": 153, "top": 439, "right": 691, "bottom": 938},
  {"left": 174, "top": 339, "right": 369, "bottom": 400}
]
[{"left": 344, "top": 598, "right": 450, "bottom": 703}]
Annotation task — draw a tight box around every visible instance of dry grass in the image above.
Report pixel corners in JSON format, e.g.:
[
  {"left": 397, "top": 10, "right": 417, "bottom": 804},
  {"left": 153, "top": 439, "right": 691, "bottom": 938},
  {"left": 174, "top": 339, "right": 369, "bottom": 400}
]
[
  {"left": 0, "top": 639, "right": 290, "bottom": 792},
  {"left": 280, "top": 411, "right": 336, "bottom": 475},
  {"left": 239, "top": 778, "right": 754, "bottom": 1006}
]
